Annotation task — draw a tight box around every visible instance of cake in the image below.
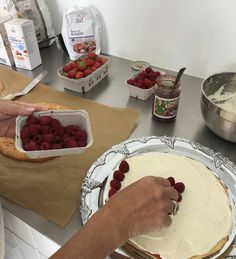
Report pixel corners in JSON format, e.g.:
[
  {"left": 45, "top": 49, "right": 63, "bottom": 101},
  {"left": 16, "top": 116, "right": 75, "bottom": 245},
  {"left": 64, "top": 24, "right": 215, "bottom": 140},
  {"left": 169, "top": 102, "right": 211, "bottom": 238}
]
[{"left": 108, "top": 152, "right": 233, "bottom": 259}]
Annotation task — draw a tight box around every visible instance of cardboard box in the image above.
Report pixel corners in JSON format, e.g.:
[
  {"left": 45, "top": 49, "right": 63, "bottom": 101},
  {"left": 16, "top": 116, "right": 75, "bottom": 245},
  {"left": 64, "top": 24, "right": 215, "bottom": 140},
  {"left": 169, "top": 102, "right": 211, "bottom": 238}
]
[
  {"left": 0, "top": 14, "right": 14, "bottom": 66},
  {"left": 4, "top": 18, "right": 42, "bottom": 70}
]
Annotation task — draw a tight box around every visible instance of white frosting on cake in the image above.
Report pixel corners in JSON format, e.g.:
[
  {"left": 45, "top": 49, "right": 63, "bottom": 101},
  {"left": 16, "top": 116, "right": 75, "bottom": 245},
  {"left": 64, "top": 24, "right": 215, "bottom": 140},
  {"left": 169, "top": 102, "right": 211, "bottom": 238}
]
[{"left": 121, "top": 152, "right": 232, "bottom": 259}]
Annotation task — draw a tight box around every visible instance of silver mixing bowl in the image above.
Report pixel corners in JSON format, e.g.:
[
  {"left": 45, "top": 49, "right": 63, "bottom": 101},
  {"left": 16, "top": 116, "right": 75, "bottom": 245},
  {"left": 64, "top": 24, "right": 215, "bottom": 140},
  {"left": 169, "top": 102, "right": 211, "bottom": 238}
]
[{"left": 201, "top": 72, "right": 236, "bottom": 143}]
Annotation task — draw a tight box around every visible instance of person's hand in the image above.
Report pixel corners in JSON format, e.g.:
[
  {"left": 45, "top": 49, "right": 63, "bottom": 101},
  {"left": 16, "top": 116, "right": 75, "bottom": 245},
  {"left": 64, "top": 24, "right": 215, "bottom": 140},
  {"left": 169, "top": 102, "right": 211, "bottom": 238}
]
[
  {"left": 0, "top": 100, "right": 45, "bottom": 138},
  {"left": 102, "top": 176, "right": 178, "bottom": 241},
  {"left": 50, "top": 176, "right": 179, "bottom": 259}
]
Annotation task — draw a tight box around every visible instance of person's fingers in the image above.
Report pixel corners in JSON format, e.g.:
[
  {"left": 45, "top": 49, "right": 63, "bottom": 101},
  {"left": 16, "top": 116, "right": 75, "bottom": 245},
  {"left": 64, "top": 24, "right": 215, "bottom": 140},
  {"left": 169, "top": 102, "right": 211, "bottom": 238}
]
[
  {"left": 12, "top": 101, "right": 47, "bottom": 112},
  {"left": 155, "top": 177, "right": 171, "bottom": 187},
  {"left": 5, "top": 124, "right": 15, "bottom": 138},
  {"left": 0, "top": 117, "right": 15, "bottom": 138},
  {"left": 12, "top": 102, "right": 36, "bottom": 115},
  {"left": 164, "top": 187, "right": 179, "bottom": 201},
  {"left": 161, "top": 214, "right": 172, "bottom": 228},
  {"left": 1, "top": 101, "right": 36, "bottom": 116},
  {"left": 165, "top": 200, "right": 176, "bottom": 214}
]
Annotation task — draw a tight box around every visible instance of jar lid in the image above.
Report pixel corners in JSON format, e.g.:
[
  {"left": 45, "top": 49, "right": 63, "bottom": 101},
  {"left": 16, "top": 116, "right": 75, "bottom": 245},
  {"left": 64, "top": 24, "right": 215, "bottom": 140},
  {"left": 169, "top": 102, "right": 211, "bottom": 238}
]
[{"left": 131, "top": 61, "right": 149, "bottom": 71}]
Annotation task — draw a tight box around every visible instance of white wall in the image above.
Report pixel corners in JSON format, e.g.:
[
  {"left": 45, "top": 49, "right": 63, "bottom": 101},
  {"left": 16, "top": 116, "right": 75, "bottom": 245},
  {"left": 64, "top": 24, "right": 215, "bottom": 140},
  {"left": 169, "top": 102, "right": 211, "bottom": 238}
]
[{"left": 46, "top": 0, "right": 236, "bottom": 79}]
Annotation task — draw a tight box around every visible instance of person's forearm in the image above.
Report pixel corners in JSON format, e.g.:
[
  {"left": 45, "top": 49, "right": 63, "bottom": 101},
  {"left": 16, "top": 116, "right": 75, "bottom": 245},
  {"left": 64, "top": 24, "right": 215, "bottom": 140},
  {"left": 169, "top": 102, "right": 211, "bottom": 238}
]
[{"left": 50, "top": 207, "right": 127, "bottom": 259}]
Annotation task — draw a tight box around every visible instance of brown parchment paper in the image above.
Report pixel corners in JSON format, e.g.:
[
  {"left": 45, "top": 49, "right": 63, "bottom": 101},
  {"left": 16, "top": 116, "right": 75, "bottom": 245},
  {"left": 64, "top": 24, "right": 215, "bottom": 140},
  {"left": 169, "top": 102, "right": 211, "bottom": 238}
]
[{"left": 0, "top": 67, "right": 140, "bottom": 226}]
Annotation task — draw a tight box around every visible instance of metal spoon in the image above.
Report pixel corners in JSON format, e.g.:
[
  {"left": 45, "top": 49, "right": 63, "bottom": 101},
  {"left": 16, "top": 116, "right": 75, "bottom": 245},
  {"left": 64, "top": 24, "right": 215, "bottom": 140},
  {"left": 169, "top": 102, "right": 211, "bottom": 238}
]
[{"left": 174, "top": 67, "right": 186, "bottom": 85}]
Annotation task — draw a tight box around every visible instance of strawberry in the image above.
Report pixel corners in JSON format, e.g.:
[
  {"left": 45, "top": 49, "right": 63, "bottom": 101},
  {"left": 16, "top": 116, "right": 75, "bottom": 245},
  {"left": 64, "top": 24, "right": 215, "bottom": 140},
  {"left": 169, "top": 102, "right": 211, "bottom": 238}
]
[
  {"left": 75, "top": 71, "right": 84, "bottom": 79},
  {"left": 83, "top": 69, "right": 92, "bottom": 77},
  {"left": 77, "top": 61, "right": 87, "bottom": 71},
  {"left": 39, "top": 116, "right": 52, "bottom": 126},
  {"left": 40, "top": 142, "right": 51, "bottom": 150},
  {"left": 167, "top": 177, "right": 175, "bottom": 187},
  {"left": 94, "top": 62, "right": 101, "bottom": 69},
  {"left": 91, "top": 66, "right": 97, "bottom": 72},
  {"left": 26, "top": 115, "right": 38, "bottom": 125},
  {"left": 42, "top": 133, "right": 54, "bottom": 143},
  {"left": 63, "top": 64, "right": 72, "bottom": 72},
  {"left": 87, "top": 52, "right": 97, "bottom": 60},
  {"left": 174, "top": 182, "right": 185, "bottom": 193},
  {"left": 62, "top": 72, "right": 68, "bottom": 77},
  {"left": 119, "top": 160, "right": 129, "bottom": 173},
  {"left": 24, "top": 141, "right": 39, "bottom": 151},
  {"left": 108, "top": 188, "right": 117, "bottom": 198},
  {"left": 29, "top": 124, "right": 41, "bottom": 136},
  {"left": 72, "top": 67, "right": 79, "bottom": 73},
  {"left": 69, "top": 62, "right": 77, "bottom": 69},
  {"left": 100, "top": 57, "right": 107, "bottom": 64},
  {"left": 113, "top": 170, "right": 125, "bottom": 181},
  {"left": 68, "top": 70, "right": 76, "bottom": 78},
  {"left": 20, "top": 126, "right": 31, "bottom": 139},
  {"left": 85, "top": 59, "right": 95, "bottom": 67}
]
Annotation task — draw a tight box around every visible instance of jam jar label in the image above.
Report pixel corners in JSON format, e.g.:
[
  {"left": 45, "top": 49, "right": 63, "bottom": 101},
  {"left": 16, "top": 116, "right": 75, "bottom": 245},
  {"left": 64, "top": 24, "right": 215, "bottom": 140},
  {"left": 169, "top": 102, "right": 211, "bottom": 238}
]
[{"left": 153, "top": 95, "right": 180, "bottom": 119}]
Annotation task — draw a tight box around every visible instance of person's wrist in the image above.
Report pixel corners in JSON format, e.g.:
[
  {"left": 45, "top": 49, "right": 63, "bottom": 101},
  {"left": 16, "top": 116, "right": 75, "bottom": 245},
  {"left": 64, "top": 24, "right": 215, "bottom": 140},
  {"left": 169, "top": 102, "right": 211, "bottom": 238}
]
[{"left": 94, "top": 204, "right": 129, "bottom": 247}]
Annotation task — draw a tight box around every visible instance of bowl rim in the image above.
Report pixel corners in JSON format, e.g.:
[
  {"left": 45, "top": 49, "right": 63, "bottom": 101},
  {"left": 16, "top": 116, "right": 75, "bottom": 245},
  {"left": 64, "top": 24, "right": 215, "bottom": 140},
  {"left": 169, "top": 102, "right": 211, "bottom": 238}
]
[{"left": 201, "top": 71, "right": 236, "bottom": 117}]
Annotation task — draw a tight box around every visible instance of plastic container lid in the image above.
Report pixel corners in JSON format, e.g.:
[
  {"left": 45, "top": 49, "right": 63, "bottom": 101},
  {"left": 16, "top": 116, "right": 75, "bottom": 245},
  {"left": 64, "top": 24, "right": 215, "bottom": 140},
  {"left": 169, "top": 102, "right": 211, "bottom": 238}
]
[{"left": 131, "top": 61, "right": 149, "bottom": 71}]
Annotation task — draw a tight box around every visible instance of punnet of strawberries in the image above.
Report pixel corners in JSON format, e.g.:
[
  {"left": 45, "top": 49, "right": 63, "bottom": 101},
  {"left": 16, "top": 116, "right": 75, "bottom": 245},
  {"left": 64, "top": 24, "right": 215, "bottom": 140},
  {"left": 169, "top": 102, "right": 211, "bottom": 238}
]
[
  {"left": 20, "top": 115, "right": 88, "bottom": 151},
  {"left": 61, "top": 52, "right": 108, "bottom": 80},
  {"left": 127, "top": 67, "right": 161, "bottom": 89}
]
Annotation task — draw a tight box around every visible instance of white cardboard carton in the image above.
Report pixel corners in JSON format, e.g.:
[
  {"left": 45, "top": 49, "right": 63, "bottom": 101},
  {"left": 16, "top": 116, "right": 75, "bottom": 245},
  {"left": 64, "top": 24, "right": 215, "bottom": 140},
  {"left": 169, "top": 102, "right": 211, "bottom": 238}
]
[
  {"left": 57, "top": 55, "right": 110, "bottom": 93},
  {"left": 0, "top": 14, "right": 14, "bottom": 66},
  {"left": 4, "top": 18, "right": 42, "bottom": 70}
]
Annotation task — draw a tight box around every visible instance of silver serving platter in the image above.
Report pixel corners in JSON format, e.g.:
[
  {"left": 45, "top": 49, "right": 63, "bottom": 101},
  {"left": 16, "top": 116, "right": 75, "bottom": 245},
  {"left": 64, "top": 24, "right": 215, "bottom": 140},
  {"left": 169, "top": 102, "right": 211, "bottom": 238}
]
[{"left": 80, "top": 136, "right": 236, "bottom": 258}]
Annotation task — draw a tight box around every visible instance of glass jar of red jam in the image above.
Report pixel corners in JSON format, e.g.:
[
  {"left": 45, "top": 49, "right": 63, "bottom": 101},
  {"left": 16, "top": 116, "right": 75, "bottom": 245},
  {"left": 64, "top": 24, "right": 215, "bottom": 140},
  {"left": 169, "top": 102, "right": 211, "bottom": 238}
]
[{"left": 152, "top": 74, "right": 181, "bottom": 121}]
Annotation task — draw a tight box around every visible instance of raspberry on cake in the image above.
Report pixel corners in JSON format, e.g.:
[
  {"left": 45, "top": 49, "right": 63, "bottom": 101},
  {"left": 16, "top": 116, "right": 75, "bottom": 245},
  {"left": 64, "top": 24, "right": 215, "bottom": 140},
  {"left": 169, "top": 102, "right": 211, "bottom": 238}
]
[
  {"left": 119, "top": 160, "right": 129, "bottom": 173},
  {"left": 174, "top": 182, "right": 185, "bottom": 193},
  {"left": 113, "top": 170, "right": 125, "bottom": 181},
  {"left": 108, "top": 188, "right": 117, "bottom": 198},
  {"left": 167, "top": 177, "right": 175, "bottom": 187},
  {"left": 110, "top": 179, "right": 121, "bottom": 191}
]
